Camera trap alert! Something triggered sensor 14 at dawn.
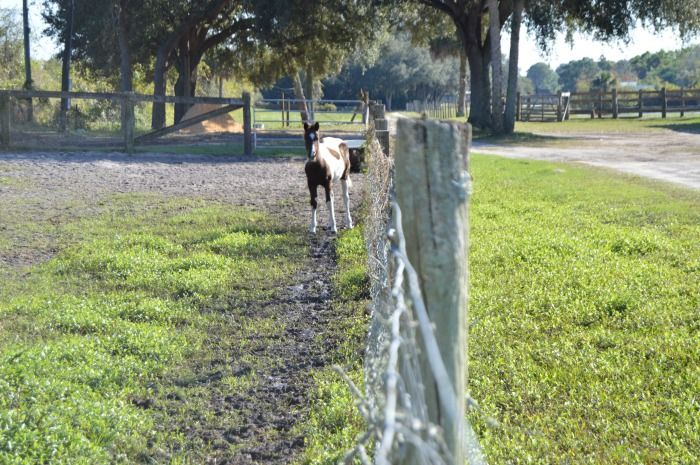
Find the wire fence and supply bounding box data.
[337,120,485,464]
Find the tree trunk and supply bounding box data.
[305,67,315,121]
[117,1,133,92]
[59,0,75,133]
[504,0,523,133]
[488,0,503,134]
[457,49,467,118]
[151,46,169,129]
[173,41,192,124]
[292,72,309,122]
[466,47,490,130]
[22,0,33,122]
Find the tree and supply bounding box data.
[487,0,503,132]
[23,0,33,121]
[58,0,74,132]
[503,0,523,133]
[527,62,558,94]
[556,58,599,92]
[0,8,24,88]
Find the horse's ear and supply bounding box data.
[312,122,319,131]
[303,122,309,130]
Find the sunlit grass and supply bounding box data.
[468,154,700,464]
[0,197,306,463]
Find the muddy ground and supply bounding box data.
[0,150,364,463]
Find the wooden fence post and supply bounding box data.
[662,87,667,118]
[638,89,644,118]
[394,118,470,465]
[680,88,685,118]
[612,88,619,119]
[371,103,389,155]
[516,92,521,121]
[0,93,10,149]
[243,92,253,156]
[556,91,563,122]
[121,92,135,154]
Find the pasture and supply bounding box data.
[1,128,698,464]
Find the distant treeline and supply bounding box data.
[524,45,700,95]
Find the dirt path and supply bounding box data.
[386,113,700,189]
[0,150,363,463]
[472,131,700,190]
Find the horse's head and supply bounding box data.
[303,121,320,161]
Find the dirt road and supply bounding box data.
[473,130,700,190]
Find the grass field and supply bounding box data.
[293,152,699,464]
[0,196,307,463]
[468,154,699,463]
[1,149,698,463]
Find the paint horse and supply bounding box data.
[303,122,353,234]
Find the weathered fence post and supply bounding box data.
[0,93,10,149]
[371,103,390,155]
[121,92,135,154]
[612,88,619,119]
[556,91,563,122]
[394,118,470,465]
[662,87,667,118]
[638,89,644,118]
[516,92,521,121]
[243,92,253,156]
[680,88,685,118]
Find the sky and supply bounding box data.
[4,0,700,74]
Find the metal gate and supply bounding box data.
[252,98,368,151]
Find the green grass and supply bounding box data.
[468,154,700,464]
[0,196,306,463]
[515,114,700,135]
[295,226,370,465]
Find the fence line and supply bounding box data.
[0,89,253,154]
[517,87,700,122]
[341,113,484,464]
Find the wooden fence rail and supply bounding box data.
[0,89,253,154]
[517,87,700,122]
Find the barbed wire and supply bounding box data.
[336,123,486,465]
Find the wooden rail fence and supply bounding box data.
[517,87,700,122]
[0,89,254,154]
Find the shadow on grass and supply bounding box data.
[650,119,700,135]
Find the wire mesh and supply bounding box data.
[338,122,486,465]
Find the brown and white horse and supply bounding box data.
[303,122,353,234]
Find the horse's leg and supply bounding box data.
[309,182,318,234]
[325,181,337,233]
[341,179,353,229]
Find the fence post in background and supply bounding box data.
[243,92,253,156]
[680,88,685,117]
[638,89,644,118]
[612,88,619,119]
[516,92,521,121]
[371,103,389,155]
[556,91,563,122]
[394,118,470,465]
[0,93,10,149]
[661,87,667,118]
[121,92,135,154]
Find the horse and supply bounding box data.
[303,122,353,234]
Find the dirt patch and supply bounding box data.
[472,130,700,190]
[0,150,364,463]
[178,104,243,135]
